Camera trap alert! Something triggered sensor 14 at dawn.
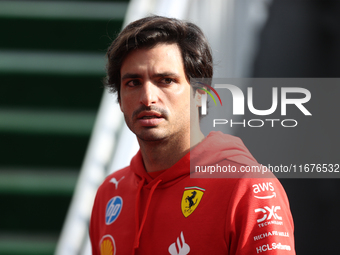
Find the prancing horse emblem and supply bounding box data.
[181,187,205,218]
[186,191,197,209]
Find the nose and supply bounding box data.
[139,81,158,106]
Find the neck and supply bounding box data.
[138,130,204,173]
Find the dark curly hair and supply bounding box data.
[105,15,213,101]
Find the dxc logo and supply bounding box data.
[255,206,282,223]
[200,84,312,116]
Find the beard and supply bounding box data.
[135,127,169,141]
[124,105,171,141]
[123,113,171,142]
[123,104,190,144]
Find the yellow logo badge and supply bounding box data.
[100,235,116,255]
[181,186,205,217]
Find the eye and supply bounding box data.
[160,78,175,85]
[125,79,141,87]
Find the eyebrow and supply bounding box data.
[153,72,180,79]
[121,73,143,80]
[121,72,180,81]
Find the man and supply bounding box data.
[90,16,295,254]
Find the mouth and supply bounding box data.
[137,111,165,126]
[140,115,161,119]
[137,111,163,119]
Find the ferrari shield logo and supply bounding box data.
[181,186,205,217]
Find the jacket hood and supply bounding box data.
[129,148,190,188]
[129,131,257,187]
[190,131,258,167]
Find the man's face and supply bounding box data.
[119,43,194,143]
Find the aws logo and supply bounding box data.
[253,182,276,199]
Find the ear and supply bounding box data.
[195,88,206,107]
[118,99,124,112]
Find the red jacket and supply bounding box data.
[90,131,295,254]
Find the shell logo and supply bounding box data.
[100,235,116,255]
